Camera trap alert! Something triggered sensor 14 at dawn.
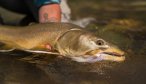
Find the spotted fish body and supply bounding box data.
[0,23,78,50]
[0,23,125,62]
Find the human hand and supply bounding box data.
[39,4,61,23]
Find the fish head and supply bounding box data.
[69,33,125,63]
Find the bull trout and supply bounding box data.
[0,23,125,63]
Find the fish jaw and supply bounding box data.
[88,53,125,63]
[70,46,125,63]
[70,54,125,63]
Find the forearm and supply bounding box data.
[38,4,61,23]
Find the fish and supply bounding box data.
[0,23,125,63]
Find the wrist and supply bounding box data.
[39,4,61,23]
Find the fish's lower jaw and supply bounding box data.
[69,54,125,63]
[70,56,88,62]
[101,55,125,62]
[94,53,125,62]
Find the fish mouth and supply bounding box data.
[71,52,125,63]
[95,51,125,62]
[70,47,125,63]
[102,52,124,57]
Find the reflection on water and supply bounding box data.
[0,53,56,84]
[0,52,122,84]
[0,52,116,84]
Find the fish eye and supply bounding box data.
[96,39,105,46]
